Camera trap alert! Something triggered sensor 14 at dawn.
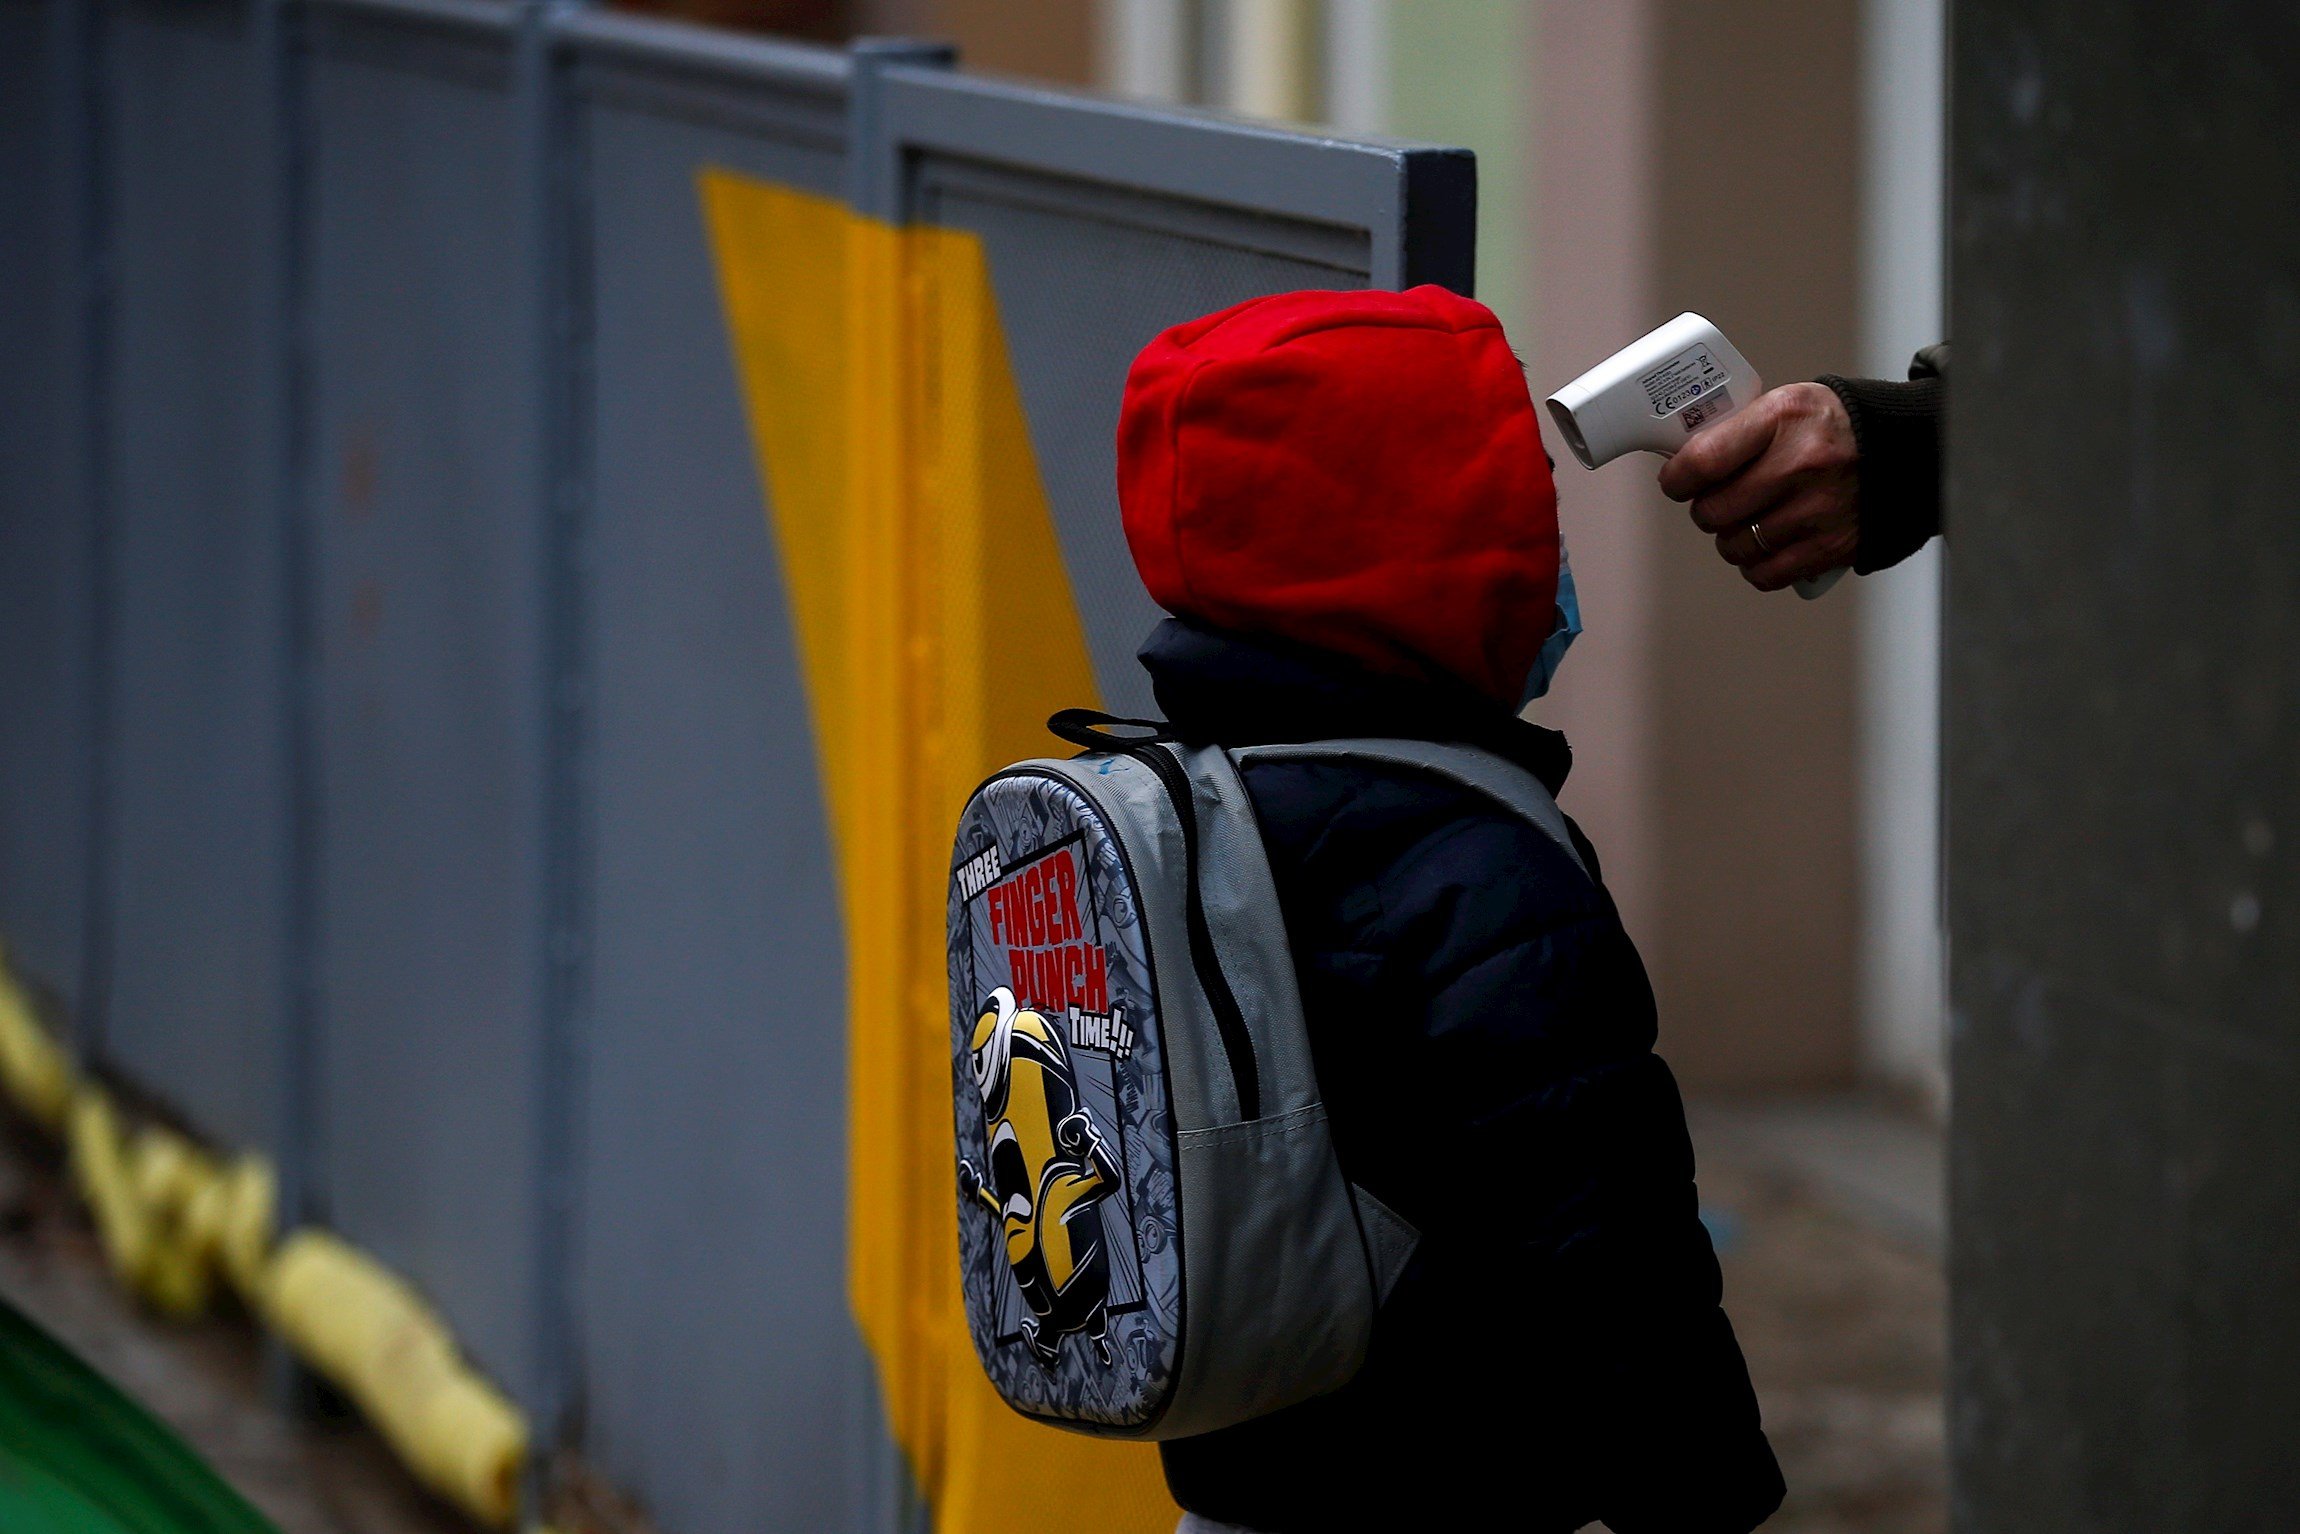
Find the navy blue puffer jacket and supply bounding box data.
[1141,619,1784,1534]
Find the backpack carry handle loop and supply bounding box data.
[1046,708,1174,752]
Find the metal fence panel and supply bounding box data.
[566,20,868,1533]
[8,18,1479,1528]
[0,0,94,1016]
[307,0,541,1397]
[98,0,284,1152]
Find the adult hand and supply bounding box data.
[1656,381,1859,592]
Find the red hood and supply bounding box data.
[1117,284,1559,709]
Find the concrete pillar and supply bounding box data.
[1095,0,1189,102]
[1948,3,2300,1526]
[1216,0,1312,122]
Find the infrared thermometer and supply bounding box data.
[1545,313,1844,599]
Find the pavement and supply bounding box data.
[0,1121,469,1534]
[1692,1097,1945,1259]
[1688,1096,1947,1534]
[0,1096,1943,1534]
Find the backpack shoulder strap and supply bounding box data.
[1227,738,1589,881]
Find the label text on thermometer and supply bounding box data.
[1640,342,1729,415]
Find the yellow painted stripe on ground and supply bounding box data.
[700,169,1178,1534]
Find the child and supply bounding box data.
[1116,286,1785,1533]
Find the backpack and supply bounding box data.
[945,710,1590,1440]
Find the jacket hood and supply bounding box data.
[1117,285,1559,708]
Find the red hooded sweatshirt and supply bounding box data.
[1117,284,1559,709]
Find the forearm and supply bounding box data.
[1815,355,1946,575]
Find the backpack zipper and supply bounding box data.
[1121,743,1263,1122]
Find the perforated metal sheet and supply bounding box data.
[923,173,1364,719]
[576,77,869,1534]
[307,12,541,1398]
[99,0,284,1153]
[0,0,93,1013]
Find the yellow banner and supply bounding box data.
[701,170,1179,1534]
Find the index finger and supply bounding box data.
[1655,397,1780,502]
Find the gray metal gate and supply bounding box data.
[0,4,1473,1529]
[306,0,545,1405]
[102,0,286,1158]
[867,58,1469,715]
[0,0,94,1026]
[566,19,862,1530]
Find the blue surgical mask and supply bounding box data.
[1519,539,1582,705]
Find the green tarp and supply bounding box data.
[0,1295,275,1534]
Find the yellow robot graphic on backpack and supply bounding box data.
[959,986,1120,1369]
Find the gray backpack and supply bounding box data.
[945,711,1588,1439]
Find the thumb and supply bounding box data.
[1656,392,1781,501]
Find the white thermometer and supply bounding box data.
[1545,312,1843,599]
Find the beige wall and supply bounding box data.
[1525,0,1663,951]
[1653,0,1861,1090]
[854,0,1095,84]
[1531,0,1862,1091]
